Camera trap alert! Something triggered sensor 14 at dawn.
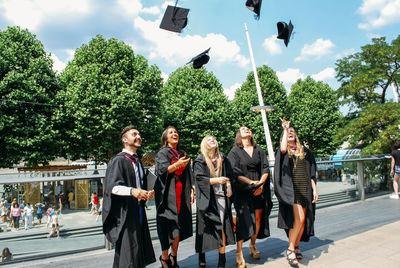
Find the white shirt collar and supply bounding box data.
[122,148,136,156]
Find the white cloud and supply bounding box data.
[335,48,356,59]
[358,0,400,29]
[141,6,161,15]
[50,54,67,74]
[0,0,91,31]
[262,35,282,55]
[276,68,305,93]
[117,0,160,16]
[161,72,169,83]
[133,16,249,68]
[224,83,241,100]
[276,68,305,84]
[311,67,336,81]
[295,38,335,62]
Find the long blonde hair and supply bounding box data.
[200,135,222,177]
[280,127,306,160]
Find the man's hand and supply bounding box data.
[131,188,149,201]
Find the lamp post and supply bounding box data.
[250,105,276,163]
[245,23,275,163]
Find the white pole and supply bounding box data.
[244,23,275,162]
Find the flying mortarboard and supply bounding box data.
[160,4,190,33]
[277,20,294,47]
[187,48,211,69]
[245,0,262,19]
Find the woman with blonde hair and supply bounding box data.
[274,118,318,268]
[194,135,235,268]
[228,126,273,268]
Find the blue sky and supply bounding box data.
[0,0,399,100]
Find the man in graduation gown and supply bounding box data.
[103,126,156,268]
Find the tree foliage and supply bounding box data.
[335,102,400,155]
[56,35,163,163]
[0,26,59,167]
[161,66,235,157]
[288,77,341,156]
[335,35,400,113]
[231,65,288,154]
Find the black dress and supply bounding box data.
[154,147,193,251]
[102,152,156,268]
[193,154,235,253]
[227,145,273,242]
[273,147,317,241]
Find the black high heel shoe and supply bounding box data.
[217,253,225,268]
[285,249,299,268]
[198,252,206,267]
[169,253,180,268]
[294,246,303,260]
[160,256,172,268]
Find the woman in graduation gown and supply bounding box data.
[228,126,273,268]
[194,135,235,268]
[155,126,195,268]
[274,118,318,268]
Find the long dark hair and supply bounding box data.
[160,126,182,152]
[394,140,400,150]
[234,126,256,148]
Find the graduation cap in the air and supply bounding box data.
[277,20,294,47]
[160,4,190,33]
[187,48,211,69]
[245,0,262,19]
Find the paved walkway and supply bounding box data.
[254,220,400,268]
[2,194,399,268]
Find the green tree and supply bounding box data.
[56,35,163,163]
[288,77,341,156]
[335,35,400,113]
[161,66,235,157]
[231,65,288,153]
[0,26,59,167]
[335,102,400,155]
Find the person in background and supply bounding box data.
[35,203,45,225]
[58,192,64,215]
[0,247,13,262]
[96,198,103,222]
[10,203,21,229]
[68,191,74,209]
[93,192,99,214]
[90,193,95,214]
[46,207,54,229]
[48,211,60,239]
[24,203,34,230]
[390,140,400,199]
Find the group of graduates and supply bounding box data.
[102,118,318,268]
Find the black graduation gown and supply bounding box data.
[273,146,317,242]
[227,145,273,242]
[193,154,235,253]
[154,147,193,251]
[102,153,156,268]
